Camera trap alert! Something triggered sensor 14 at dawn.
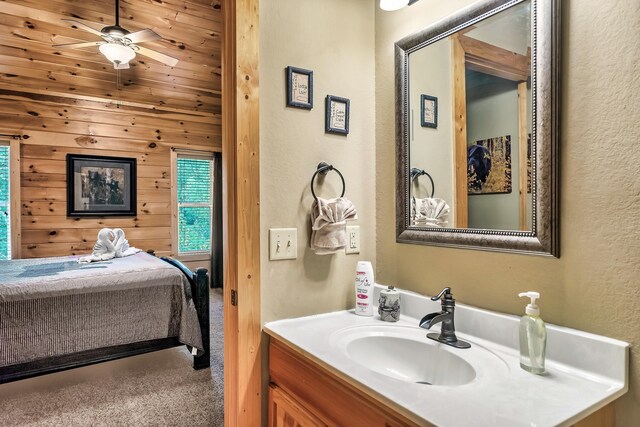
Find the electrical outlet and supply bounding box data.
[345,225,360,254]
[269,228,297,260]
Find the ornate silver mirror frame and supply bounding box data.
[396,0,559,257]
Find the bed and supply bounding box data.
[0,252,210,384]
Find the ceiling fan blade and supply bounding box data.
[135,46,179,67]
[53,41,105,49]
[125,29,162,44]
[61,19,105,38]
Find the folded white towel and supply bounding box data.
[310,197,357,255]
[412,197,450,227]
[113,228,139,258]
[78,228,141,263]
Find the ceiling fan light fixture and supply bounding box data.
[99,43,136,68]
[380,0,410,11]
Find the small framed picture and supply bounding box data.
[66,154,137,217]
[325,95,350,135]
[286,66,313,109]
[420,94,438,128]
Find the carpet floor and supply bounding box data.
[0,288,224,427]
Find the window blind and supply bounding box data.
[177,157,213,254]
[0,145,10,260]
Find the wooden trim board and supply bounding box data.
[8,139,21,258]
[170,149,179,258]
[458,34,530,82]
[223,0,261,426]
[0,136,22,259]
[518,81,528,231]
[222,0,239,424]
[452,35,468,228]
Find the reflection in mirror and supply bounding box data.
[396,0,559,256]
[408,0,531,231]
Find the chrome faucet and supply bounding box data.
[419,287,470,349]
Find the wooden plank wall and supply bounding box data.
[0,0,221,259]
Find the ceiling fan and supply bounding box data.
[53,0,179,70]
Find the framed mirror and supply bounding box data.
[396,0,559,257]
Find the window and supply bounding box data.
[0,143,9,260]
[176,156,214,256]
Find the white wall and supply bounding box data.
[260,0,376,324]
[409,40,455,218]
[466,72,521,230]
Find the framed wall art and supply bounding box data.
[420,94,438,128]
[286,66,313,109]
[66,154,137,217]
[325,95,350,135]
[467,135,512,195]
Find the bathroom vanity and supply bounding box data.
[264,287,628,426]
[269,338,420,426]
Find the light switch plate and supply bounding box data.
[269,228,297,260]
[345,225,360,254]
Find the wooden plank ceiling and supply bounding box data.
[0,0,222,114]
[0,0,222,258]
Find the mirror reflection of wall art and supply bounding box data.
[325,95,350,135]
[467,135,512,195]
[66,154,137,217]
[420,94,438,128]
[286,66,313,110]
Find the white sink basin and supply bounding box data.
[344,334,475,386]
[331,325,504,387]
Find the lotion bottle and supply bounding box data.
[518,291,547,374]
[354,261,374,316]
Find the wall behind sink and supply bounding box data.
[260,0,376,324]
[375,0,640,424]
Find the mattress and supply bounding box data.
[0,252,203,367]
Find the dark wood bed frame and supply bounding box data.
[0,257,210,384]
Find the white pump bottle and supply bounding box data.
[518,291,547,374]
[354,261,374,316]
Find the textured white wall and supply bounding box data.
[375,0,640,424]
[409,40,455,218]
[260,0,376,324]
[466,74,521,230]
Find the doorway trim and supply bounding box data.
[223,1,261,426]
[451,34,530,230]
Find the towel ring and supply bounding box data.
[311,162,346,201]
[410,167,435,198]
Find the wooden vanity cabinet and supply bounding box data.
[269,385,327,427]
[268,338,424,427]
[268,337,614,427]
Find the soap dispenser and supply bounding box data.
[518,291,547,374]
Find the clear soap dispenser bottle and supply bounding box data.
[518,291,547,374]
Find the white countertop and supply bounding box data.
[264,286,629,427]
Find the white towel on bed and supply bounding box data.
[78,228,141,263]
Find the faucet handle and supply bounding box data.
[431,287,452,301]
